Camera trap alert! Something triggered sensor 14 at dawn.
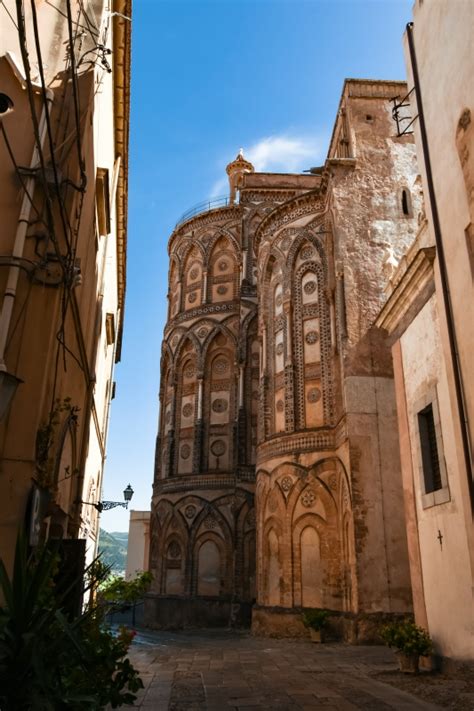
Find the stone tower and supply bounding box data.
[147,80,422,636]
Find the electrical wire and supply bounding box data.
[0,0,18,28]
[66,0,87,191]
[0,122,44,224]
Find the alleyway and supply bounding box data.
[125,629,448,710]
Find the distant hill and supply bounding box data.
[98,529,128,574]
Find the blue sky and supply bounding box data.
[101,0,413,532]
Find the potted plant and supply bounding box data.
[302,608,329,643]
[380,620,432,673]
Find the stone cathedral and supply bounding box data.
[146,79,423,637]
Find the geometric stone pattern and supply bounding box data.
[150,80,421,628]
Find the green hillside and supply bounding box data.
[98,529,128,574]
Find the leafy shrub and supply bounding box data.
[99,571,153,608]
[380,620,432,656]
[0,535,144,710]
[301,608,330,630]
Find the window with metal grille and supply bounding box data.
[418,404,442,493]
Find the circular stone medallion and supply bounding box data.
[189,267,199,280]
[301,489,316,507]
[185,504,196,519]
[305,331,319,345]
[210,439,226,456]
[218,260,229,271]
[184,366,195,378]
[301,246,314,260]
[188,291,197,303]
[180,444,191,459]
[307,387,322,403]
[303,281,317,295]
[168,541,181,558]
[197,327,208,339]
[212,398,228,413]
[217,285,228,295]
[280,476,293,492]
[213,359,228,374]
[182,403,193,417]
[276,399,284,413]
[276,343,284,356]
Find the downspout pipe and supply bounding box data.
[406,23,473,511]
[0,51,54,372]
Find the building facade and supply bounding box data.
[377,1,473,665]
[0,0,131,574]
[148,79,422,636]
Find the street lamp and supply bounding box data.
[79,483,134,514]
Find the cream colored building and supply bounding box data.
[377,1,473,664]
[0,0,131,574]
[126,510,151,580]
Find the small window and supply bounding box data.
[95,168,111,237]
[105,313,115,346]
[401,188,412,216]
[418,404,442,493]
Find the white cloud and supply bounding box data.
[209,133,324,199]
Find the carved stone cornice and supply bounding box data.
[240,189,300,204]
[257,428,337,465]
[376,247,436,338]
[154,469,256,495]
[164,302,239,334]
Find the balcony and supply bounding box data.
[174,195,233,230]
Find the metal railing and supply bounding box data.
[175,195,232,230]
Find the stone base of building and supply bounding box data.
[251,605,411,644]
[144,593,253,629]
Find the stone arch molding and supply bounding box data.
[256,457,354,610]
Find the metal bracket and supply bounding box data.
[390,88,418,136]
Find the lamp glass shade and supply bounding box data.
[0,371,22,421]
[123,484,133,502]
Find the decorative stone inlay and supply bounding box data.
[204,515,218,529]
[185,504,197,519]
[218,260,228,271]
[276,399,284,412]
[213,359,229,374]
[301,247,314,260]
[197,327,208,339]
[168,541,181,558]
[182,403,193,417]
[280,476,293,492]
[188,291,197,303]
[212,398,228,413]
[307,387,322,403]
[216,285,228,295]
[172,335,179,347]
[329,473,337,490]
[184,366,195,378]
[189,267,199,280]
[280,237,291,251]
[301,489,316,507]
[275,294,283,307]
[304,281,317,295]
[181,444,191,459]
[275,343,284,356]
[305,331,319,344]
[210,439,226,456]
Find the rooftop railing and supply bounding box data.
[174,195,232,230]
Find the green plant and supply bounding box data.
[380,620,432,656]
[301,608,330,631]
[0,534,143,710]
[99,571,153,608]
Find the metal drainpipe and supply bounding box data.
[0,52,54,371]
[406,22,473,510]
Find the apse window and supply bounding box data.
[415,392,450,508]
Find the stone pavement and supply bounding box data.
[124,629,441,710]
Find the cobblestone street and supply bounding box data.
[125,630,445,710]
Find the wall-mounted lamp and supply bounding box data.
[79,483,134,514]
